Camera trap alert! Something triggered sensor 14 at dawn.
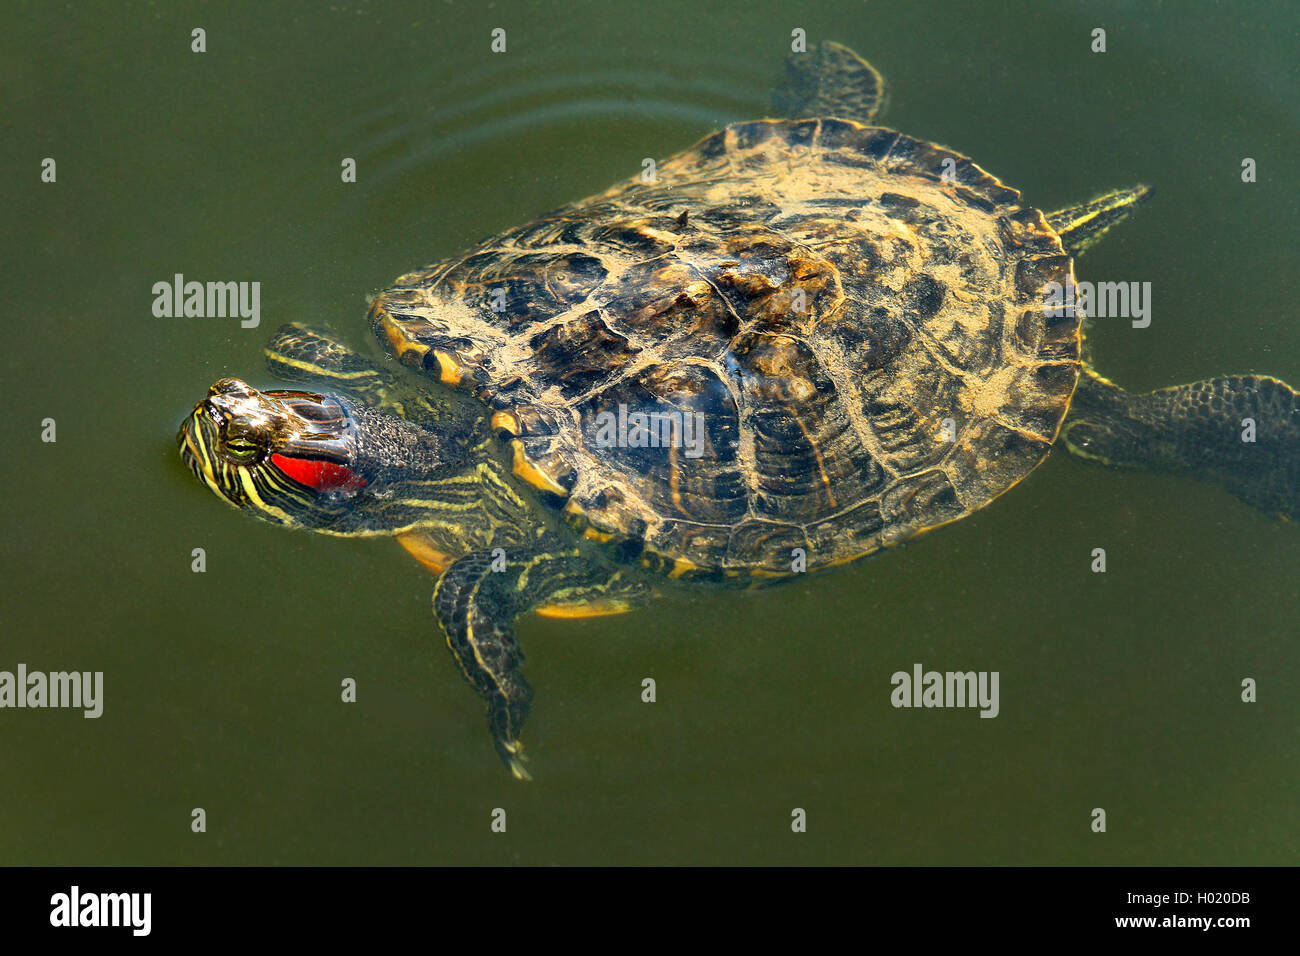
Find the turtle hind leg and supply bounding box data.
[1064,366,1300,519]
[771,41,886,124]
[432,547,648,780]
[1046,185,1153,258]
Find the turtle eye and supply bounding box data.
[223,436,262,463]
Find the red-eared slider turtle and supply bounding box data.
[178,42,1299,778]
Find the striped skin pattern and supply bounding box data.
[178,377,538,550]
[178,381,350,527]
[432,546,647,780]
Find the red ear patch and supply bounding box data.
[271,454,368,492]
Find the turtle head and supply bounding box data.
[178,378,369,529]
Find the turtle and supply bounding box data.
[177,41,1300,779]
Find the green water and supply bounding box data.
[2,0,1297,865]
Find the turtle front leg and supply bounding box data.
[432,547,646,780]
[263,323,452,421]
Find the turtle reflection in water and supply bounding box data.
[178,43,1299,778]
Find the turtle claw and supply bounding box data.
[500,739,533,782]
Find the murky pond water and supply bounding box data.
[2,0,1297,864]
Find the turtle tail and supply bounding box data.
[771,41,886,124]
[1062,366,1300,519]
